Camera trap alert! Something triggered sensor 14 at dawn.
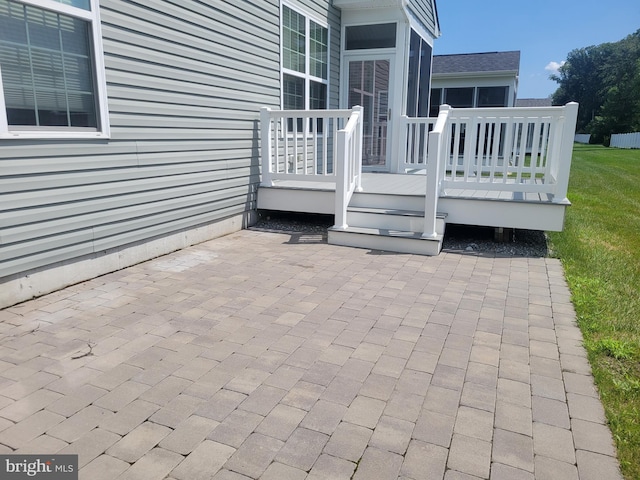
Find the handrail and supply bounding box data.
[423,105,450,238]
[334,106,363,230]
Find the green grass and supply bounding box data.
[547,143,640,479]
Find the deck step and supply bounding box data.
[348,207,446,232]
[328,192,447,256]
[350,191,426,211]
[328,226,444,256]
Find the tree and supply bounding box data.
[551,30,640,144]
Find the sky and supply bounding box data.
[433,0,640,99]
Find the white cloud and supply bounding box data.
[545,61,566,74]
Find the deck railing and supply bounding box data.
[402,103,578,237]
[441,103,578,203]
[400,116,437,171]
[259,107,353,186]
[402,103,579,200]
[260,106,363,228]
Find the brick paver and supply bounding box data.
[0,229,624,479]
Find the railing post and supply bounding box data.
[354,105,364,192]
[552,102,579,203]
[260,107,274,187]
[334,126,349,230]
[398,115,409,172]
[423,105,450,238]
[333,106,363,230]
[438,105,450,196]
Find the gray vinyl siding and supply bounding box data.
[407,0,439,37]
[0,0,340,280]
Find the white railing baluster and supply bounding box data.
[302,114,308,175]
[322,117,328,174]
[451,121,461,179]
[516,121,529,184]
[529,120,542,182]
[480,120,489,181]
[333,116,339,175]
[292,116,299,173]
[413,122,421,166]
[489,120,501,183]
[538,121,549,174]
[421,122,429,168]
[312,117,318,175]
[463,119,474,182]
[512,122,522,178]
[273,119,278,174]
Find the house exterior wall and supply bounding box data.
[333,0,439,39]
[406,0,439,37]
[0,0,341,307]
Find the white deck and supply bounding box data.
[259,105,577,239]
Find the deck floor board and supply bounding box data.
[266,173,554,204]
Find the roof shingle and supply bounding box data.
[432,51,520,75]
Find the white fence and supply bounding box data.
[575,134,591,144]
[610,132,640,149]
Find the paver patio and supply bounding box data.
[0,228,623,479]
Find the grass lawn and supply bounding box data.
[547,143,640,479]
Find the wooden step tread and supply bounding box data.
[348,207,448,218]
[329,225,443,242]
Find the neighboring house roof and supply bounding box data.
[516,98,553,107]
[432,51,521,75]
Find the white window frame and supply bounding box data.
[280,1,329,111]
[0,0,110,139]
